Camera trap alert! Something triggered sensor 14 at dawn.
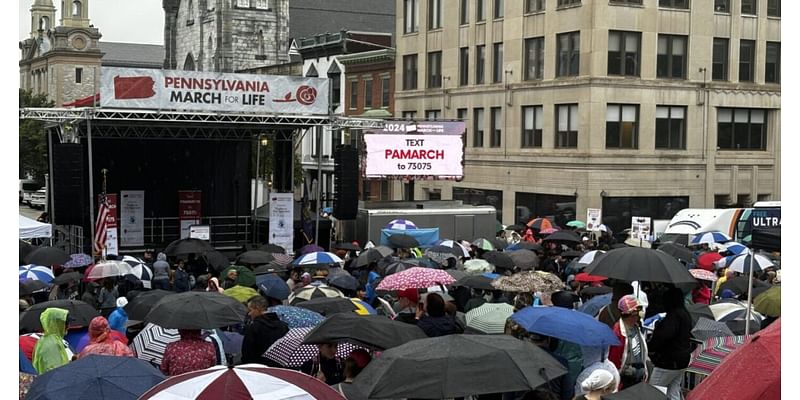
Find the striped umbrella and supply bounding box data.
[131,323,225,367]
[293,252,344,266]
[722,241,748,255]
[375,267,456,290]
[268,305,325,329]
[271,253,295,267]
[123,255,153,288]
[264,327,363,368]
[139,364,345,400]
[19,264,54,283]
[690,232,733,246]
[708,301,764,323]
[726,253,774,274]
[466,302,514,334]
[437,240,471,258]
[471,238,496,251]
[385,219,417,230]
[288,284,346,305]
[689,269,718,282]
[526,217,555,231]
[686,335,748,376]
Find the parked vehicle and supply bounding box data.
[19,179,40,205]
[660,204,780,245]
[30,189,47,210]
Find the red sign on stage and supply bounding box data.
[178,190,202,239]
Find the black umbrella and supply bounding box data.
[201,250,231,272]
[304,313,427,350]
[235,250,274,265]
[295,296,357,316]
[23,246,70,266]
[19,299,98,332]
[583,247,697,284]
[454,275,496,291]
[143,291,248,329]
[124,289,173,321]
[656,242,696,263]
[542,230,582,244]
[602,382,668,400]
[428,245,462,258]
[513,241,544,253]
[163,238,215,257]
[51,271,82,286]
[580,285,613,296]
[483,251,514,269]
[489,238,509,250]
[508,249,539,271]
[356,246,394,268]
[20,240,35,262]
[379,259,418,276]
[332,242,362,251]
[253,262,282,274]
[328,273,358,291]
[506,224,526,232]
[387,234,419,249]
[686,303,715,326]
[257,243,287,254]
[19,279,50,296]
[717,276,770,296]
[561,250,584,258]
[351,334,568,399]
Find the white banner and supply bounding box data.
[587,208,603,232]
[100,67,330,114]
[269,192,294,254]
[190,225,210,241]
[364,134,464,178]
[105,228,118,257]
[631,216,652,241]
[120,190,145,246]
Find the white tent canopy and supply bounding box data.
[19,215,52,239]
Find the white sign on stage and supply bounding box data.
[120,190,145,246]
[269,192,294,254]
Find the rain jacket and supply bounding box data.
[417,315,463,337]
[241,312,289,366]
[153,253,170,281]
[108,307,128,333]
[32,308,70,374]
[78,316,133,359]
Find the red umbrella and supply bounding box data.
[697,252,722,271]
[526,217,555,231]
[687,318,780,400]
[575,272,607,283]
[688,269,718,282]
[376,267,455,290]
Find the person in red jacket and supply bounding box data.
[608,295,649,390]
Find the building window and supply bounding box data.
[72,0,82,16]
[381,77,391,107]
[557,31,580,77]
[454,187,504,222]
[477,0,486,21]
[524,37,544,80]
[476,45,486,84]
[427,51,442,88]
[428,0,442,29]
[490,107,502,147]
[606,104,639,149]
[717,108,767,150]
[364,79,373,109]
[557,0,581,6]
[459,47,470,86]
[714,0,729,12]
[522,105,543,148]
[741,0,756,15]
[404,0,419,33]
[655,105,686,150]
[349,80,358,110]
[255,0,269,9]
[602,196,689,235]
[473,108,485,147]
[765,42,780,83]
[492,43,504,83]
[738,39,755,82]
[402,111,417,119]
[328,64,341,109]
[458,108,469,138]
[75,67,82,84]
[556,104,578,148]
[426,109,441,120]
[712,38,729,81]
[237,0,249,7]
[39,16,50,30]
[403,54,418,90]
[494,0,504,18]
[611,0,642,5]
[659,0,687,8]
[526,0,545,13]
[515,192,577,227]
[767,0,780,17]
[657,35,687,79]
[460,0,469,24]
[608,31,640,77]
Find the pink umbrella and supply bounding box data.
[689,269,718,282]
[539,227,560,235]
[376,267,456,290]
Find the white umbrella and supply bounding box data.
[577,250,605,265]
[726,253,774,274]
[465,303,514,334]
[123,255,153,288]
[86,260,134,280]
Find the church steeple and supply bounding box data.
[61,0,90,28]
[30,0,56,38]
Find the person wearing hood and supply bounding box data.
[78,316,134,359]
[152,252,171,291]
[416,293,463,337]
[241,295,289,366]
[107,297,129,336]
[207,276,224,294]
[32,307,70,374]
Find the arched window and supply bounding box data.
[39,16,50,31]
[187,0,195,19]
[258,30,265,55]
[72,1,82,16]
[207,36,214,67]
[184,53,196,71]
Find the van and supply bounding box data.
[19,179,41,205]
[661,206,781,245]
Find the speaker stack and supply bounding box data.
[333,145,359,220]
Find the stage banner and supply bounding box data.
[100,67,330,115]
[179,190,202,239]
[269,192,294,255]
[364,134,464,179]
[120,190,145,246]
[105,194,119,256]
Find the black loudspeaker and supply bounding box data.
[51,140,88,228]
[333,145,359,220]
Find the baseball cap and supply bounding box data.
[617,294,641,315]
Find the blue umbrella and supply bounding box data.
[26,354,164,400]
[511,306,620,347]
[690,231,732,246]
[577,293,612,317]
[723,241,748,255]
[328,273,358,291]
[293,251,343,266]
[19,265,55,283]
[267,305,325,329]
[20,349,36,374]
[256,274,291,300]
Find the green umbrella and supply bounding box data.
[221,265,257,288]
[753,286,780,317]
[223,285,260,303]
[566,220,586,229]
[471,238,496,251]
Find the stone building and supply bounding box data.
[393,0,780,232]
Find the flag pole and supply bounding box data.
[101,169,108,259]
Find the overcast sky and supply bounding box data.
[18,0,164,44]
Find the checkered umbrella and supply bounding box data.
[376,267,456,290]
[131,323,225,367]
[268,305,325,329]
[466,303,515,334]
[385,219,417,230]
[264,327,363,368]
[19,264,54,283]
[288,284,346,305]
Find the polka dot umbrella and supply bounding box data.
[375,267,456,291]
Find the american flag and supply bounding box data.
[94,193,110,256]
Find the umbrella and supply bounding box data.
[721,241,748,255]
[220,265,257,288]
[288,283,346,305]
[687,303,716,326]
[387,234,419,249]
[19,264,55,283]
[268,305,325,329]
[690,231,732,246]
[511,306,620,347]
[696,252,722,271]
[385,219,417,230]
[271,253,295,267]
[224,285,260,303]
[19,279,50,296]
[264,327,363,368]
[356,246,393,267]
[138,364,345,400]
[580,285,613,296]
[716,275,769,297]
[753,286,780,317]
[293,251,344,267]
[296,297,357,316]
[708,301,763,323]
[163,237,215,256]
[577,292,612,317]
[85,260,134,280]
[258,243,287,254]
[489,237,509,250]
[129,323,226,368]
[483,251,514,269]
[64,253,93,268]
[463,259,495,276]
[201,250,232,272]
[51,271,82,286]
[507,241,543,253]
[543,230,582,243]
[575,272,607,283]
[687,319,780,400]
[351,334,568,399]
[471,238,496,251]
[492,271,564,293]
[508,249,539,270]
[686,334,749,376]
[124,289,172,320]
[122,255,153,285]
[19,300,98,332]
[435,240,469,258]
[691,317,735,341]
[526,217,555,231]
[24,246,70,266]
[20,240,35,262]
[726,253,775,274]
[144,291,248,329]
[256,273,291,300]
[299,244,324,255]
[376,267,455,290]
[253,262,281,274]
[454,275,496,291]
[350,298,377,315]
[583,247,696,284]
[303,313,427,350]
[379,259,417,276]
[444,269,467,281]
[425,246,458,265]
[539,227,560,235]
[656,242,695,263]
[235,250,275,265]
[26,354,165,400]
[465,302,515,334]
[566,220,586,229]
[328,273,358,292]
[689,269,718,282]
[602,382,668,400]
